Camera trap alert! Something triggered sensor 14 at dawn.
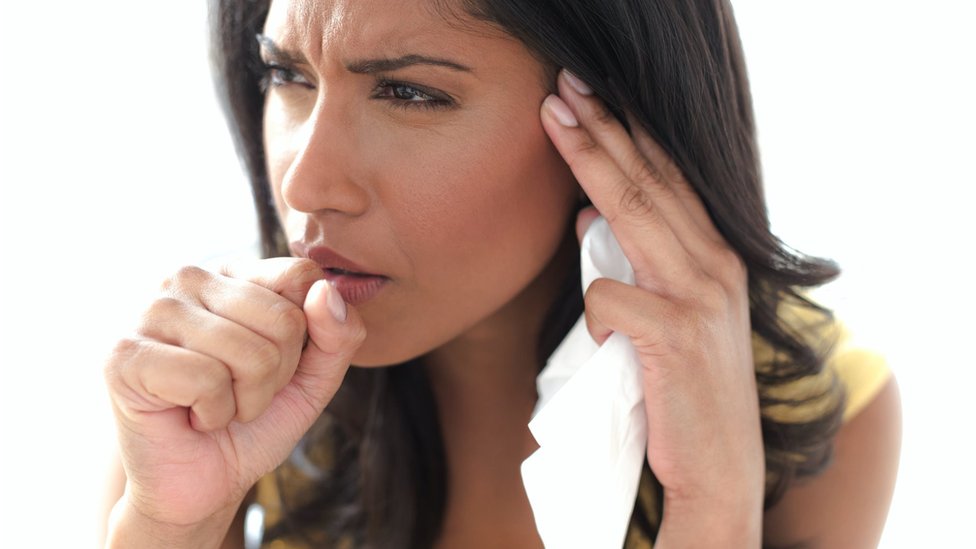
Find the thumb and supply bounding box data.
[284,279,366,418]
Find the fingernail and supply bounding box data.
[562,69,593,96]
[325,280,347,322]
[543,95,578,127]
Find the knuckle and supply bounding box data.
[139,297,186,331]
[662,159,685,184]
[583,277,613,306]
[270,301,307,343]
[283,258,324,291]
[198,359,232,398]
[150,296,184,315]
[168,265,210,289]
[244,339,282,381]
[708,247,748,288]
[104,338,144,382]
[630,157,660,188]
[109,337,143,362]
[619,184,654,218]
[571,134,601,158]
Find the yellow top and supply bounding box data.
[622,301,892,548]
[255,301,892,549]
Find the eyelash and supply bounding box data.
[259,63,309,90]
[259,63,455,111]
[373,77,454,111]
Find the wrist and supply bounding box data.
[105,493,240,549]
[654,493,763,549]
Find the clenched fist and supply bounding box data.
[104,258,365,543]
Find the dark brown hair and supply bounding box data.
[210,0,845,546]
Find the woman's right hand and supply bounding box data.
[103,258,365,540]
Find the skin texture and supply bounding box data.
[544,76,764,546]
[104,260,367,546]
[261,0,581,369]
[102,0,901,547]
[763,378,902,549]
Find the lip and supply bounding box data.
[321,271,390,306]
[290,243,391,306]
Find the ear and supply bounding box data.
[575,205,601,245]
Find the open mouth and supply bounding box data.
[322,268,390,305]
[325,267,376,278]
[290,243,391,304]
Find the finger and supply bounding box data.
[624,111,725,246]
[110,338,237,432]
[581,282,614,346]
[218,258,325,307]
[192,276,306,392]
[575,205,601,244]
[294,280,365,407]
[583,277,687,359]
[161,265,308,399]
[620,117,750,290]
[256,280,366,435]
[138,297,288,423]
[555,70,718,263]
[541,94,701,292]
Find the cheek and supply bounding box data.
[263,107,294,227]
[261,96,577,366]
[389,109,577,300]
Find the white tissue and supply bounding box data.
[521,216,647,548]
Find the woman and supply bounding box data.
[102,0,901,547]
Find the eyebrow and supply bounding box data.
[256,34,473,74]
[256,34,308,66]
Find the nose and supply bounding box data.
[279,99,370,216]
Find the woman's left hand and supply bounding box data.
[540,69,764,543]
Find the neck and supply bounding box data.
[422,228,575,490]
[423,229,576,432]
[422,231,575,547]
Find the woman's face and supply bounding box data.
[262,0,579,366]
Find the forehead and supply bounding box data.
[263,0,504,60]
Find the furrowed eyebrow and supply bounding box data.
[255,33,473,74]
[345,55,473,74]
[256,34,308,66]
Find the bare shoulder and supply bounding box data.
[763,375,902,548]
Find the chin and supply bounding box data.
[348,338,425,368]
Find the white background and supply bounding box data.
[1,1,972,546]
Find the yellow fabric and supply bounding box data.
[756,298,891,425]
[622,299,892,547]
[832,344,892,423]
[256,299,891,548]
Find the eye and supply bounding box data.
[259,62,313,92]
[372,78,455,111]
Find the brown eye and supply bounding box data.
[260,63,313,91]
[372,79,455,111]
[387,83,431,102]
